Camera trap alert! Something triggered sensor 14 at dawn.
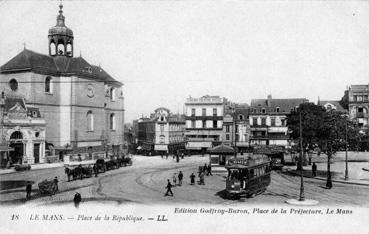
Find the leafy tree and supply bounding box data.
[287,103,325,168]
[288,103,361,188]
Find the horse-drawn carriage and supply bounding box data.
[38,179,57,195]
[64,165,93,181]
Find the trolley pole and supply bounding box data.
[299,109,305,201]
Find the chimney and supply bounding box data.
[267,94,272,107]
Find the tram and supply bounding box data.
[225,154,271,199]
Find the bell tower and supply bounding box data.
[48,3,74,57]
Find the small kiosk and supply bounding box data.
[208,144,235,167]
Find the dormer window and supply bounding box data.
[238,115,244,120]
[276,107,280,113]
[261,108,266,114]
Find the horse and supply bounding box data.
[65,167,75,182]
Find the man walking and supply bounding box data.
[165,179,173,196]
[190,173,196,185]
[178,171,183,186]
[312,162,317,177]
[207,164,212,176]
[199,171,205,185]
[26,181,32,200]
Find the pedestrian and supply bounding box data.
[173,173,177,185]
[93,164,98,177]
[178,171,183,186]
[199,171,205,185]
[203,163,208,175]
[181,152,184,159]
[176,154,179,163]
[190,173,196,185]
[161,153,164,159]
[78,154,82,162]
[312,162,317,177]
[26,181,32,200]
[73,192,82,208]
[207,164,212,176]
[165,179,173,196]
[54,176,59,191]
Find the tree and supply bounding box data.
[288,103,360,188]
[287,103,325,168]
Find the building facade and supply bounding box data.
[137,108,186,155]
[249,95,308,147]
[222,103,250,152]
[347,84,369,133]
[0,91,46,166]
[185,95,225,153]
[0,3,124,161]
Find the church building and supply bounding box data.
[0,3,125,164]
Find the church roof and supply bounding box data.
[0,49,122,86]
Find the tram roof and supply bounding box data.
[226,154,270,168]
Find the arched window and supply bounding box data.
[87,111,94,131]
[276,107,280,113]
[110,113,116,130]
[50,42,56,55]
[66,43,73,56]
[57,44,65,55]
[10,131,23,139]
[110,87,115,101]
[45,76,53,93]
[9,79,18,91]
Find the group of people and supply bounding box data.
[160,152,185,162]
[165,163,213,196]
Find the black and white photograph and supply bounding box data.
[0,0,369,233]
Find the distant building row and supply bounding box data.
[134,83,369,155]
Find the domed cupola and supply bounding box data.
[48,3,74,57]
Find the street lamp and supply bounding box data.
[344,118,349,180]
[299,109,305,201]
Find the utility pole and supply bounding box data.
[299,109,305,201]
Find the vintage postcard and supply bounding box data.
[0,0,369,233]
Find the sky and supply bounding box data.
[0,0,368,122]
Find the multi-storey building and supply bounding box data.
[249,95,308,147]
[347,84,369,133]
[222,103,250,153]
[0,91,46,166]
[185,95,225,153]
[137,108,186,155]
[0,3,124,161]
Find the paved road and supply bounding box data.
[1,156,369,206]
